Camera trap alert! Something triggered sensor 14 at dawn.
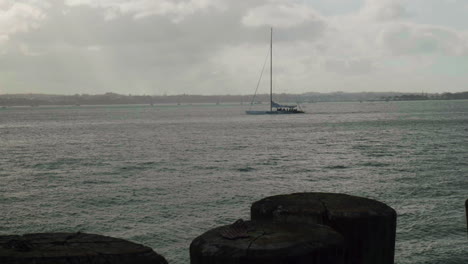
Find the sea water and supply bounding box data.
[0,101,467,263]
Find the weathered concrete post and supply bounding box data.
[465,198,468,235]
[190,219,345,264]
[251,193,396,264]
[0,232,167,264]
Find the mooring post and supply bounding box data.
[0,233,167,264]
[190,219,345,264]
[465,198,468,235]
[251,193,397,264]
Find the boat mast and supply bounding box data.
[270,27,273,112]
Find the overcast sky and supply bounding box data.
[1,0,467,95]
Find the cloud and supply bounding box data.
[242,1,323,28]
[0,0,45,45]
[360,0,409,22]
[378,23,468,56]
[241,1,327,44]
[1,0,468,95]
[320,0,468,73]
[323,58,374,75]
[64,0,227,22]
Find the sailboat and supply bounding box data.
[246,28,304,115]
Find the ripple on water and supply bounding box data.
[1,102,467,264]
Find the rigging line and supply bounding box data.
[249,47,270,110]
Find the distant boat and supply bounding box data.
[246,28,304,115]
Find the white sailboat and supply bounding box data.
[246,28,304,115]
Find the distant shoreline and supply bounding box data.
[1,91,467,107]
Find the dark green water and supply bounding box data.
[1,100,467,263]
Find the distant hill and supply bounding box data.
[0,91,467,106]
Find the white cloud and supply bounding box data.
[64,0,227,22]
[360,0,409,22]
[0,0,45,44]
[316,0,468,77]
[378,23,468,56]
[242,1,323,28]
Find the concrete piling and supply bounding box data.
[251,193,397,264]
[190,219,345,264]
[465,198,468,234]
[3,193,398,263]
[0,232,167,264]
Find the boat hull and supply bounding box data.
[246,110,305,115]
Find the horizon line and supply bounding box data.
[2,91,467,97]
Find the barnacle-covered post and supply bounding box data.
[190,219,345,264]
[465,198,468,235]
[0,232,168,264]
[251,193,397,264]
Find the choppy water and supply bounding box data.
[1,101,467,263]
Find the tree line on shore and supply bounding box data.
[0,91,467,107]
